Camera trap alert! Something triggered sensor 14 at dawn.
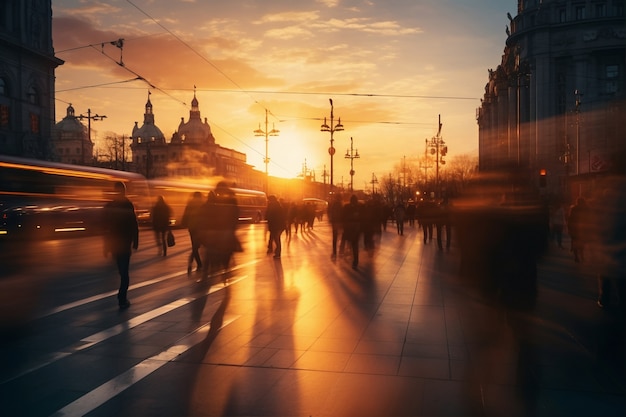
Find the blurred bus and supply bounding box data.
[0,155,151,240]
[302,197,328,221]
[147,179,267,226]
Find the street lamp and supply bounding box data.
[254,109,279,194]
[370,172,378,195]
[78,108,106,165]
[425,114,447,199]
[344,136,360,192]
[574,89,583,177]
[320,98,344,193]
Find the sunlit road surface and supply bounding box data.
[0,220,624,416]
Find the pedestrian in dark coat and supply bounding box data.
[103,181,138,309]
[265,195,286,258]
[435,197,452,251]
[342,195,363,269]
[151,195,171,256]
[568,197,591,262]
[181,191,204,274]
[328,193,343,259]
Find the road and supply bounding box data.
[0,220,624,416]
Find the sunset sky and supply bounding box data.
[52,0,514,189]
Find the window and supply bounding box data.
[595,3,606,17]
[0,104,9,128]
[30,113,39,133]
[605,64,619,94]
[558,8,567,22]
[27,86,39,105]
[0,78,6,96]
[575,5,586,20]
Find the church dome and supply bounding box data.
[175,91,215,145]
[131,93,166,145]
[54,104,86,135]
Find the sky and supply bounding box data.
[52,0,515,189]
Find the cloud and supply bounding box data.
[53,16,284,90]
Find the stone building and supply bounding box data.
[51,104,92,165]
[0,0,63,159]
[476,0,625,200]
[131,91,263,190]
[130,94,168,178]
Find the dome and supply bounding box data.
[54,104,86,135]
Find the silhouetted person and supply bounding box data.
[200,185,239,278]
[328,193,343,260]
[151,195,171,256]
[568,197,590,262]
[394,201,406,235]
[418,199,436,243]
[435,197,452,251]
[549,201,566,249]
[181,191,204,274]
[103,181,138,309]
[265,195,286,258]
[589,177,626,311]
[342,195,363,269]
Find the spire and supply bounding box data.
[145,90,153,114]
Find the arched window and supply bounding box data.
[27,85,39,105]
[0,78,7,96]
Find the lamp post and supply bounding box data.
[425,114,447,199]
[344,136,360,192]
[254,109,279,194]
[78,108,106,165]
[574,89,582,177]
[320,98,344,194]
[370,172,378,195]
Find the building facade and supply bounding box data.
[130,91,264,190]
[0,0,63,159]
[477,0,625,200]
[51,104,93,165]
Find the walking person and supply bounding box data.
[103,181,139,309]
[418,199,436,244]
[265,195,286,258]
[436,197,452,251]
[181,191,204,275]
[151,195,171,256]
[342,195,363,269]
[328,193,343,260]
[394,201,406,235]
[568,197,591,262]
[549,202,566,249]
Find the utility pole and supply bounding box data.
[78,108,107,165]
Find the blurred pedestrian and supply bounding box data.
[265,195,286,258]
[181,191,204,275]
[589,177,626,311]
[213,182,240,271]
[342,195,363,269]
[568,197,591,262]
[549,201,566,249]
[418,199,436,243]
[328,193,343,260]
[103,181,139,309]
[394,201,406,235]
[436,197,452,251]
[151,195,171,256]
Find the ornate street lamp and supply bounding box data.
[320,98,344,193]
[344,136,360,192]
[425,114,447,199]
[254,109,279,194]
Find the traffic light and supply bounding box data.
[539,169,547,187]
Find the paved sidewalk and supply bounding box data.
[98,225,625,416]
[1,223,623,416]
